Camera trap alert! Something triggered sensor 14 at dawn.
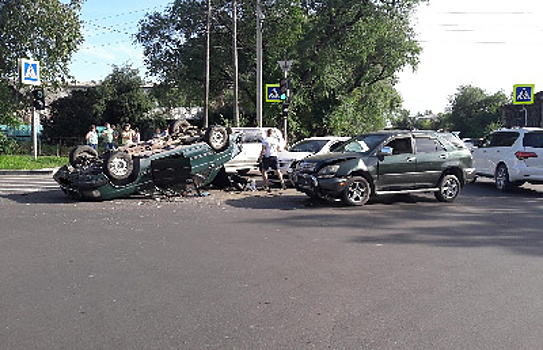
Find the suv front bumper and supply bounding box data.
[293,173,347,198]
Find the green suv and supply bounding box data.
[292,130,475,206]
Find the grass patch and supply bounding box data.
[0,155,68,170]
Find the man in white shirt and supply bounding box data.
[258,128,286,191]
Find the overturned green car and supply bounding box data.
[54,123,242,200]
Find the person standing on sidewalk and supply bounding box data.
[258,128,286,191]
[121,124,135,146]
[85,125,98,150]
[101,123,115,151]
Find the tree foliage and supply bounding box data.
[136,0,426,137]
[43,66,157,141]
[444,85,509,138]
[0,0,84,124]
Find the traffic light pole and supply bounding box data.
[32,108,38,160]
[282,71,289,144]
[277,60,293,144]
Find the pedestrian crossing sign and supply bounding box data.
[19,58,40,86]
[266,83,282,103]
[513,84,534,105]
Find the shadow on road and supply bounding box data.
[0,189,74,204]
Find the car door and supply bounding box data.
[376,136,416,190]
[474,132,518,176]
[414,135,447,187]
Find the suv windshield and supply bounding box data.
[334,134,388,155]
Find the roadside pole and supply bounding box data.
[256,0,263,127]
[33,109,38,160]
[277,60,293,144]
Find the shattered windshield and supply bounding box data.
[334,134,388,155]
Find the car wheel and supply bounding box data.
[495,164,511,191]
[341,176,371,206]
[69,145,98,167]
[204,126,229,151]
[104,151,134,181]
[435,174,460,202]
[169,119,191,137]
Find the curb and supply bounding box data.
[0,168,58,176]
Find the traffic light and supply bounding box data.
[279,78,289,101]
[32,88,45,110]
[282,102,289,117]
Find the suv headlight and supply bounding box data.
[317,164,340,178]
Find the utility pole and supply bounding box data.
[204,0,211,128]
[232,0,239,126]
[256,0,263,127]
[278,60,293,144]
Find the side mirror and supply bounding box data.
[377,146,393,157]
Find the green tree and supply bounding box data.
[98,65,155,129]
[0,0,84,123]
[136,0,425,136]
[43,65,157,141]
[41,88,102,143]
[445,85,509,138]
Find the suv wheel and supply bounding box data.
[204,126,229,151]
[341,176,371,206]
[69,145,98,167]
[495,164,511,191]
[104,151,134,180]
[435,174,460,202]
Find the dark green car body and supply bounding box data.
[292,130,475,206]
[54,127,242,201]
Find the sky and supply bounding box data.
[69,0,543,115]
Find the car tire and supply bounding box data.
[69,145,98,167]
[495,164,511,192]
[169,119,191,137]
[104,151,134,181]
[204,125,229,151]
[341,176,371,206]
[435,174,460,202]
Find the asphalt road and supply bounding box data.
[2,177,543,349]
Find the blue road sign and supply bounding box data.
[20,59,40,86]
[266,84,282,103]
[513,84,534,104]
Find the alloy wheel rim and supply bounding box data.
[110,158,128,176]
[442,178,459,199]
[348,181,367,203]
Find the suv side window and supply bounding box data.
[386,137,413,155]
[486,132,519,147]
[242,130,264,143]
[415,137,445,153]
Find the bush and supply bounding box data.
[0,132,21,155]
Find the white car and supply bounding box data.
[224,127,284,174]
[277,136,349,175]
[472,127,543,190]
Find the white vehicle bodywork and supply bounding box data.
[472,127,543,189]
[277,136,349,175]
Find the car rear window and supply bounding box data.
[523,132,543,148]
[239,130,263,143]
